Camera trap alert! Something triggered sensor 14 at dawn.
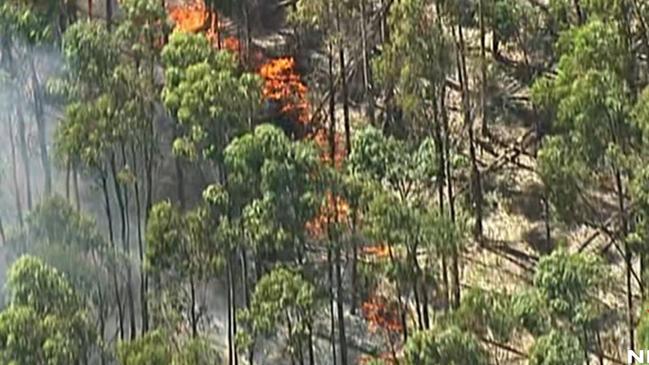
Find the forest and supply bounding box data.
[1,0,649,363]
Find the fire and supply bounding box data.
[362,244,391,259]
[259,57,310,127]
[362,295,403,333]
[306,193,350,238]
[168,1,209,33]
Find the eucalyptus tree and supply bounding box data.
[0,256,98,364]
[56,19,134,340]
[0,3,51,210]
[533,248,609,361]
[529,330,583,365]
[238,267,317,365]
[436,0,486,242]
[162,32,261,174]
[146,200,224,338]
[113,0,171,336]
[403,325,489,365]
[533,19,636,349]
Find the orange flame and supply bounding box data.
[168,1,209,33]
[362,295,403,334]
[306,193,350,238]
[362,244,391,259]
[259,57,310,127]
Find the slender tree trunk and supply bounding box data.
[307,322,315,365]
[335,242,348,365]
[441,80,460,307]
[88,0,92,19]
[29,58,52,198]
[616,170,634,354]
[131,143,148,333]
[106,0,113,30]
[350,210,358,315]
[327,245,338,365]
[228,256,238,365]
[0,216,5,245]
[7,116,24,228]
[360,0,375,125]
[479,0,488,136]
[190,272,198,338]
[73,164,81,211]
[110,151,136,339]
[227,258,234,365]
[573,0,584,24]
[16,107,32,210]
[175,154,185,210]
[457,21,483,243]
[101,172,124,340]
[65,159,71,201]
[240,247,253,365]
[336,12,351,156]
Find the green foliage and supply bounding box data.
[0,256,97,364]
[510,289,550,337]
[117,330,171,365]
[537,136,588,223]
[529,330,582,365]
[373,0,451,138]
[238,267,316,362]
[454,288,515,342]
[403,326,489,365]
[534,248,607,327]
[62,21,118,97]
[161,32,261,162]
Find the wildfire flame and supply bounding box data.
[168,1,209,33]
[362,244,391,259]
[362,295,403,333]
[259,57,310,127]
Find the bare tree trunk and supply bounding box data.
[110,151,137,339]
[616,170,634,354]
[360,0,375,125]
[131,143,148,334]
[189,272,198,338]
[479,0,488,136]
[73,164,81,211]
[327,246,337,365]
[101,172,124,340]
[30,59,52,198]
[335,242,348,365]
[7,115,24,228]
[16,107,32,210]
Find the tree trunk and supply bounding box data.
[335,242,348,365]
[110,151,136,339]
[479,0,488,136]
[106,0,113,30]
[228,256,238,365]
[7,115,24,228]
[131,143,148,333]
[336,9,351,156]
[360,0,375,125]
[616,169,634,353]
[328,245,338,365]
[30,58,52,198]
[190,272,198,338]
[16,107,32,210]
[175,154,185,210]
[240,247,253,365]
[457,21,483,243]
[73,164,81,211]
[65,159,71,201]
[101,172,124,340]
